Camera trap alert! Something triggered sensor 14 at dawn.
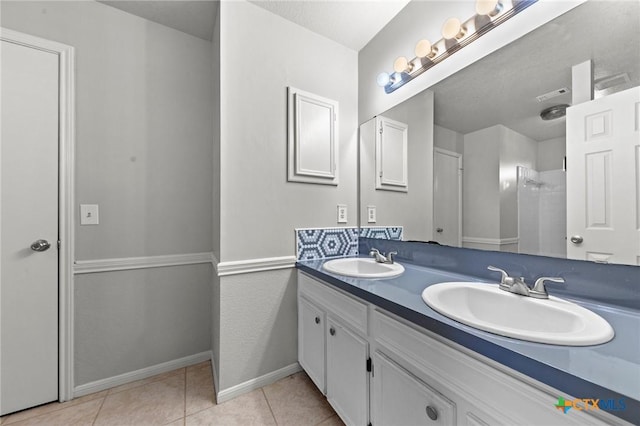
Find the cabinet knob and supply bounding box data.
[315,316,320,324]
[329,327,336,336]
[426,405,438,421]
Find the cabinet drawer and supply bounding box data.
[298,272,367,335]
[372,350,456,426]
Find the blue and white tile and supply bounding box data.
[296,228,358,261]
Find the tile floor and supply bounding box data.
[0,362,344,426]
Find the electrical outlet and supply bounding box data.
[80,204,99,225]
[337,204,348,223]
[367,205,376,223]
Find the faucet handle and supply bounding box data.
[387,251,397,264]
[487,266,510,287]
[531,277,565,298]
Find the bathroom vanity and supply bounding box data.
[296,246,639,426]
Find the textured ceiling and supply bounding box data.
[248,0,411,51]
[98,1,218,41]
[429,0,640,141]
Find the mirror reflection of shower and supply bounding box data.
[517,165,567,258]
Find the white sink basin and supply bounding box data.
[422,282,614,346]
[322,258,404,278]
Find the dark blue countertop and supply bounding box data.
[297,257,640,424]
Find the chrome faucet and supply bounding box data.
[487,266,564,299]
[369,248,397,264]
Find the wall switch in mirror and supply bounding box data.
[80,204,99,225]
[337,204,347,223]
[367,206,376,223]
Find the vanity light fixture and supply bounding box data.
[377,0,538,93]
[415,39,438,59]
[442,17,466,40]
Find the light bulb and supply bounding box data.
[442,17,466,40]
[475,0,502,16]
[376,72,390,87]
[393,56,410,73]
[415,39,437,58]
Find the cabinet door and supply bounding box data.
[371,351,456,426]
[298,297,326,393]
[326,318,369,426]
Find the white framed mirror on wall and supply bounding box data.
[359,0,640,266]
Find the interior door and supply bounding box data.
[566,87,640,265]
[433,148,462,246]
[1,39,59,415]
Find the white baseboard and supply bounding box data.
[73,351,212,398]
[216,362,302,404]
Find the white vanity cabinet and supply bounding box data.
[298,272,370,426]
[297,271,625,426]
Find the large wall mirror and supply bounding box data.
[359,1,640,266]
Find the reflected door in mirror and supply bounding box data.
[433,148,462,247]
[566,87,640,265]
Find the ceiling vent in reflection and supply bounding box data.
[540,104,569,121]
[536,87,570,103]
[595,73,631,92]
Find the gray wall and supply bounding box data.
[434,125,464,155]
[463,125,537,250]
[463,126,501,241]
[499,126,537,240]
[360,90,434,241]
[219,1,358,262]
[538,136,566,171]
[1,1,213,386]
[215,0,358,392]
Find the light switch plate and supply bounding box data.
[337,204,348,223]
[80,204,99,225]
[367,205,376,223]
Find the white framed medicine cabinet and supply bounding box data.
[287,87,339,185]
[375,116,408,192]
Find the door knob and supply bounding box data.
[30,239,51,252]
[570,235,583,244]
[436,228,443,233]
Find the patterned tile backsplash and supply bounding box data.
[296,226,403,260]
[359,226,403,240]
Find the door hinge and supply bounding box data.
[57,240,61,249]
[366,357,372,373]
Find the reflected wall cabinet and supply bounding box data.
[287,87,339,185]
[375,116,408,192]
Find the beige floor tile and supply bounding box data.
[185,361,216,415]
[5,398,103,426]
[94,373,185,426]
[165,418,185,426]
[262,372,335,426]
[107,367,185,395]
[1,390,108,425]
[185,389,275,426]
[315,414,345,426]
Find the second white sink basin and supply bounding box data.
[322,258,404,278]
[422,282,614,346]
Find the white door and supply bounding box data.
[326,318,368,426]
[566,87,640,265]
[433,148,462,246]
[1,39,59,415]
